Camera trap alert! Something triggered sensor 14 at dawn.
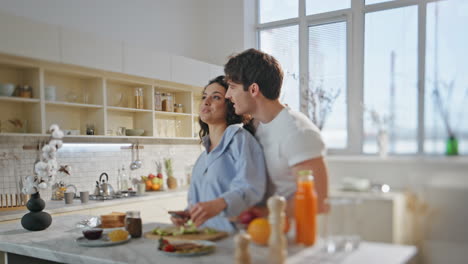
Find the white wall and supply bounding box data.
[0,0,247,65]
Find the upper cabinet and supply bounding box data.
[123,44,171,81]
[0,12,60,62]
[171,56,211,87]
[60,29,123,73]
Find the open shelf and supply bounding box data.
[154,113,192,138]
[44,70,103,105]
[107,109,153,137]
[106,79,152,110]
[0,62,40,99]
[45,104,105,136]
[0,100,41,134]
[46,101,103,109]
[107,106,152,113]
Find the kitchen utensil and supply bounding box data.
[80,191,89,203]
[64,192,74,204]
[134,143,142,169]
[98,172,115,196]
[130,144,139,170]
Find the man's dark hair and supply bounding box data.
[224,48,283,100]
[198,76,255,140]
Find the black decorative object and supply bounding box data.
[21,192,52,231]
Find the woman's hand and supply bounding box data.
[189,198,227,227]
[169,210,190,226]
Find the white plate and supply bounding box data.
[159,240,216,257]
[76,235,131,247]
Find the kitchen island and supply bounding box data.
[0,214,416,264]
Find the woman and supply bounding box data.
[170,76,269,232]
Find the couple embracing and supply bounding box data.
[171,49,328,232]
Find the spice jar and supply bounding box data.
[174,103,184,113]
[135,88,144,109]
[125,211,142,238]
[154,91,162,111]
[19,85,32,98]
[162,93,174,112]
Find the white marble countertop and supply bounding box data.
[0,189,188,222]
[0,214,417,264]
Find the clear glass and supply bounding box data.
[154,92,162,111]
[363,6,418,154]
[260,25,299,111]
[425,0,468,155]
[306,0,350,15]
[323,197,361,253]
[259,0,298,24]
[308,21,347,148]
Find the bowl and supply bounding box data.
[0,83,16,96]
[82,228,103,240]
[125,129,144,136]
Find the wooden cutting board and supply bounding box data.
[144,228,229,241]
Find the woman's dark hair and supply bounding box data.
[198,75,255,140]
[224,48,283,100]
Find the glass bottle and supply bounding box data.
[125,211,142,238]
[154,91,162,111]
[295,170,317,246]
[135,88,144,109]
[161,93,168,111]
[166,93,174,112]
[19,85,32,98]
[174,103,184,113]
[120,165,129,191]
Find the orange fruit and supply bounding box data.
[145,180,152,190]
[247,218,270,246]
[151,183,160,191]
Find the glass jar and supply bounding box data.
[174,103,184,113]
[125,210,142,238]
[135,88,144,109]
[154,91,162,111]
[19,85,32,98]
[162,93,174,112]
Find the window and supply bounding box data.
[363,6,418,154]
[309,21,348,148]
[259,0,298,23]
[257,0,467,155]
[260,26,300,111]
[306,0,350,15]
[425,0,468,155]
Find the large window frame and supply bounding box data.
[256,0,442,155]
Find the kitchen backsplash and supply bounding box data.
[0,136,203,201]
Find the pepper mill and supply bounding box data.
[268,195,287,264]
[234,232,251,264]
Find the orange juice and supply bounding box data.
[295,170,317,246]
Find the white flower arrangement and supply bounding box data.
[22,124,69,195]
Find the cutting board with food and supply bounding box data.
[144,221,228,241]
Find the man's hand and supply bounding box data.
[169,210,190,226]
[189,198,227,227]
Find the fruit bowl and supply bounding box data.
[125,129,144,136]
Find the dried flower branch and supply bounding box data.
[303,79,341,130]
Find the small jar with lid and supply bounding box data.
[125,211,142,238]
[174,103,184,113]
[162,93,174,112]
[135,88,144,109]
[19,85,32,98]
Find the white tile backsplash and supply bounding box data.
[0,136,203,201]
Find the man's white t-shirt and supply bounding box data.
[255,107,325,198]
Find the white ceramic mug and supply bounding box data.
[0,83,15,96]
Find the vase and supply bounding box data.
[377,130,389,158]
[21,192,52,231]
[446,136,459,156]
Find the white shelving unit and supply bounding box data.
[0,54,202,142]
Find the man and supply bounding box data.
[224,48,329,216]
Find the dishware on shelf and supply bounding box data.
[125,129,144,136]
[66,90,78,103]
[116,127,126,136]
[45,86,56,101]
[0,83,16,96]
[111,92,127,107]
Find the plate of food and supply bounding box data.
[145,220,228,241]
[76,229,131,247]
[158,238,216,257]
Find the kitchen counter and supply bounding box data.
[0,214,417,264]
[0,189,188,222]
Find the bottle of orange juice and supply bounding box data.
[295,170,317,246]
